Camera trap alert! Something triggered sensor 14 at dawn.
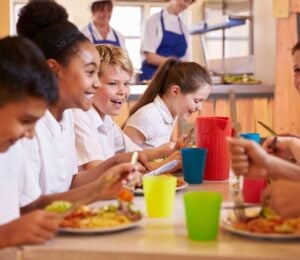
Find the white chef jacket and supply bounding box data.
[140,7,190,62]
[81,22,126,50]
[125,95,177,149]
[21,110,78,195]
[73,107,141,167]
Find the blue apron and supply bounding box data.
[140,11,187,81]
[88,23,121,47]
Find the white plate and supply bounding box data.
[132,181,188,196]
[220,218,300,240]
[59,219,142,234]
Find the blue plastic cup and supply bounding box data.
[181,147,207,184]
[239,132,260,144]
[239,132,267,203]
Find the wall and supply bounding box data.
[254,0,276,84]
[56,0,91,29]
[0,0,10,37]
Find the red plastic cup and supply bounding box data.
[242,178,267,203]
[239,132,267,203]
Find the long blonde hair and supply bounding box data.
[129,58,211,117]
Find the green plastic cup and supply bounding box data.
[143,175,177,218]
[184,191,222,241]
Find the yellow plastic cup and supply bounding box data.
[143,175,177,218]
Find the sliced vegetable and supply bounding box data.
[117,188,134,203]
[45,200,72,213]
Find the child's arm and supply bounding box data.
[123,126,146,146]
[0,210,59,249]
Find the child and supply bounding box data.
[123,58,212,149]
[16,0,145,213]
[0,36,59,248]
[73,44,180,171]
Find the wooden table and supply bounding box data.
[11,181,300,260]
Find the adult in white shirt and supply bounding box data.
[139,0,195,82]
[0,36,60,248]
[17,1,148,213]
[81,0,126,49]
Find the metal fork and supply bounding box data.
[232,177,247,222]
[62,152,139,218]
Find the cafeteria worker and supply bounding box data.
[81,0,126,49]
[139,0,195,82]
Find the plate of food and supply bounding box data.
[223,74,261,85]
[46,190,143,234]
[127,174,188,195]
[221,207,300,240]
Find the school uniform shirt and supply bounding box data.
[140,7,190,81]
[125,95,177,149]
[73,107,141,167]
[21,110,78,196]
[0,142,38,224]
[81,22,126,49]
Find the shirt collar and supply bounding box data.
[163,7,180,20]
[42,110,70,136]
[90,107,114,132]
[154,95,174,125]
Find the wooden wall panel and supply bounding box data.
[118,96,273,140]
[0,0,10,37]
[254,98,272,136]
[201,99,215,116]
[214,99,230,117]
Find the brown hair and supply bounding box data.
[292,41,300,55]
[129,58,211,117]
[95,44,133,77]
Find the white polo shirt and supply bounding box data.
[21,110,77,195]
[141,7,190,61]
[81,22,126,50]
[0,142,38,224]
[125,95,177,149]
[73,107,141,167]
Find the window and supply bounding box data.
[202,0,253,61]
[111,2,165,70]
[10,1,28,35]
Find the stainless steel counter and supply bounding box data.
[129,84,274,100]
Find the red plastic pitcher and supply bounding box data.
[195,116,232,180]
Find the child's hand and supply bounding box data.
[2,210,59,247]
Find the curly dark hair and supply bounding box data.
[0,36,58,106]
[17,0,88,65]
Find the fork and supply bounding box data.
[125,152,139,189]
[232,177,247,222]
[61,173,118,218]
[185,127,195,147]
[62,152,139,218]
